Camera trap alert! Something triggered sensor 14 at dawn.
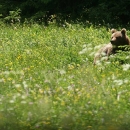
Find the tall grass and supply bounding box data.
[0,23,130,130]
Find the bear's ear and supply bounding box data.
[121,28,126,35]
[111,29,117,34]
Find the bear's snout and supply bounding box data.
[110,40,114,43]
[110,41,116,45]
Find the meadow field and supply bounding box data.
[0,22,130,130]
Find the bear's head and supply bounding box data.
[110,28,130,46]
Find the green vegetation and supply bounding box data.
[0,22,130,130]
[0,0,130,25]
[0,1,130,129]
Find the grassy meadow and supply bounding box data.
[0,22,130,130]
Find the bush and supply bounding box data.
[0,0,130,25]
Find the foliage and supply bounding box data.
[88,0,130,24]
[4,9,21,23]
[0,23,130,130]
[0,0,130,25]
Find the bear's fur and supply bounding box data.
[93,28,130,65]
[93,43,113,65]
[110,28,130,46]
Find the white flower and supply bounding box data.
[101,56,108,61]
[112,74,116,80]
[3,71,10,75]
[113,79,123,86]
[94,44,103,50]
[125,56,130,59]
[23,81,28,88]
[21,101,27,104]
[124,79,129,83]
[106,61,111,64]
[16,93,21,97]
[9,100,15,103]
[89,51,95,56]
[79,48,87,54]
[68,85,73,91]
[15,84,21,88]
[21,95,27,99]
[82,44,87,48]
[101,52,107,56]
[122,64,130,71]
[59,69,66,75]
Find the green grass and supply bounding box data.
[0,23,130,130]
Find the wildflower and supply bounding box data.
[2,71,10,75]
[82,44,87,48]
[7,77,12,81]
[17,55,22,60]
[21,101,27,104]
[113,79,123,86]
[16,93,21,97]
[117,94,120,101]
[9,62,12,66]
[88,111,93,115]
[87,93,90,98]
[112,74,116,80]
[39,89,44,94]
[85,58,89,62]
[106,61,111,64]
[79,48,87,54]
[103,101,106,105]
[68,85,73,91]
[126,55,130,59]
[94,44,103,50]
[61,101,65,106]
[76,64,80,67]
[101,56,108,61]
[43,121,50,125]
[122,64,130,71]
[9,100,15,103]
[59,69,66,75]
[101,74,105,78]
[23,81,28,88]
[87,126,92,128]
[124,79,129,83]
[15,84,21,88]
[68,64,74,70]
[29,102,33,105]
[21,95,27,99]
[0,78,5,83]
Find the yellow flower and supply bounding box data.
[9,62,13,65]
[77,64,80,67]
[103,101,106,105]
[61,101,65,106]
[87,93,90,98]
[7,77,12,81]
[67,91,71,96]
[43,121,50,125]
[101,74,105,78]
[87,126,92,128]
[68,64,75,70]
[17,55,22,60]
[39,89,44,94]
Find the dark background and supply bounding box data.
[0,0,130,25]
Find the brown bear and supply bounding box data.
[110,28,130,49]
[93,43,113,65]
[93,28,130,65]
